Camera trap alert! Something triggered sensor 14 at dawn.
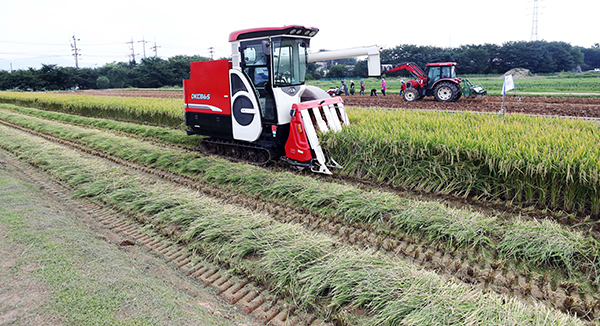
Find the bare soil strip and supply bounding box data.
[1,111,597,322]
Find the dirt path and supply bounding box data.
[0,151,263,326]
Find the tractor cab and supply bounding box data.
[229,26,320,126]
[425,62,461,89]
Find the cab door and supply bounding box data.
[427,66,441,89]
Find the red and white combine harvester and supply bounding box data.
[184,25,380,174]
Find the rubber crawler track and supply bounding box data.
[1,117,599,322]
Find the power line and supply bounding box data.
[0,40,66,46]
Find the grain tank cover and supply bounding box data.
[229,25,319,42]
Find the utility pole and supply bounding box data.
[150,40,161,57]
[71,34,81,68]
[138,36,149,59]
[127,37,136,64]
[208,47,214,60]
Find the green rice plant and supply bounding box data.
[299,251,584,326]
[388,201,496,248]
[321,108,600,217]
[497,218,596,275]
[0,92,183,127]
[0,103,197,147]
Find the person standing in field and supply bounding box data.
[399,79,406,96]
[350,80,355,95]
[360,80,365,95]
[381,78,387,96]
[341,80,349,96]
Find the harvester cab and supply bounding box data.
[184,26,355,174]
[382,62,487,102]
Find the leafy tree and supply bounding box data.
[9,68,41,91]
[353,60,368,77]
[328,64,349,78]
[579,46,600,70]
[132,57,172,88]
[306,62,322,80]
[166,55,209,85]
[0,70,10,90]
[102,63,131,88]
[96,76,110,89]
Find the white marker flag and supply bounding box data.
[502,75,515,95]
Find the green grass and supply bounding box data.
[0,124,585,325]
[469,75,600,94]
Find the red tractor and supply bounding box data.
[383,62,486,102]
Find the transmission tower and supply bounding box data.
[208,47,214,60]
[71,34,81,68]
[127,37,136,64]
[531,0,539,41]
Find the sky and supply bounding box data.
[1,0,598,71]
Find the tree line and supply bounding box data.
[1,41,599,91]
[321,41,600,78]
[0,55,209,91]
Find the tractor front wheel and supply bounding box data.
[433,82,459,102]
[403,87,419,102]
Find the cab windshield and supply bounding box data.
[272,37,308,87]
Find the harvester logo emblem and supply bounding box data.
[191,93,211,100]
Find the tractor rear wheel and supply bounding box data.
[403,87,419,102]
[433,82,459,102]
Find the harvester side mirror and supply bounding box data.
[262,40,271,56]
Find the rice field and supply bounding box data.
[321,108,600,217]
[0,115,588,326]
[1,91,599,217]
[1,91,600,323]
